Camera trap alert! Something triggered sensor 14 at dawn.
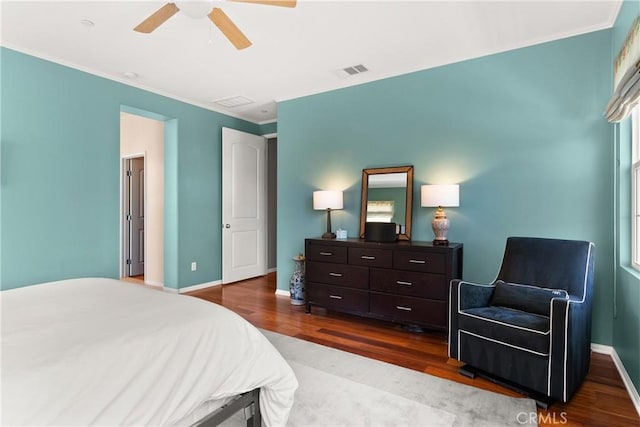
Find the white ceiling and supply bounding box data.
[1,0,622,124]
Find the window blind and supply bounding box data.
[606,16,640,123]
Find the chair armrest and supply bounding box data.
[548,297,592,401]
[448,280,495,359]
[450,279,496,311]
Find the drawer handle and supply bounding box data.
[319,252,333,256]
[361,255,376,260]
[396,305,412,311]
[409,259,426,264]
[329,272,343,277]
[329,295,343,300]
[396,280,413,286]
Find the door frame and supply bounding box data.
[263,132,277,273]
[120,153,147,279]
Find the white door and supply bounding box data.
[222,127,266,283]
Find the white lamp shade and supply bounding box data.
[313,190,343,210]
[421,184,460,207]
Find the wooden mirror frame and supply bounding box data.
[359,165,414,241]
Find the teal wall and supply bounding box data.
[277,30,615,345]
[2,8,636,394]
[260,121,277,135]
[0,47,259,290]
[612,0,640,394]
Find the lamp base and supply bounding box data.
[321,232,336,239]
[431,207,450,246]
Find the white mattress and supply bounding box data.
[1,278,298,426]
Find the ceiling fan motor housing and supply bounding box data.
[176,1,214,19]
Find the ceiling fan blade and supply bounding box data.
[208,8,252,50]
[229,0,296,8]
[134,3,180,33]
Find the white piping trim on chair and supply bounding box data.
[447,280,495,360]
[458,281,497,289]
[563,300,571,401]
[460,330,550,356]
[453,281,496,359]
[559,242,593,401]
[493,280,568,296]
[447,280,460,357]
[458,310,551,335]
[548,299,555,396]
[453,281,463,359]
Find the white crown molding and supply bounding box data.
[257,118,278,126]
[0,42,262,125]
[609,0,625,29]
[275,21,618,105]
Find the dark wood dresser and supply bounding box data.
[304,238,463,331]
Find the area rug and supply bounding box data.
[227,329,538,426]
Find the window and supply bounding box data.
[366,201,395,223]
[633,109,640,270]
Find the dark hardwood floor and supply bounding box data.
[188,273,639,427]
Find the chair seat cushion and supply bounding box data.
[459,306,550,355]
[490,280,569,316]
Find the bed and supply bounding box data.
[1,277,298,426]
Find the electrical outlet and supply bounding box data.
[191,262,197,271]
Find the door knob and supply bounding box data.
[225,224,231,228]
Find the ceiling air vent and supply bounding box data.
[211,96,254,108]
[335,64,369,79]
[344,64,368,75]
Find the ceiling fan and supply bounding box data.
[134,0,296,50]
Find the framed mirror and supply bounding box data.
[359,165,414,241]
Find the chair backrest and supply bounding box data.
[496,237,595,299]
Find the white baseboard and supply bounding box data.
[590,343,613,355]
[611,348,640,417]
[275,289,289,297]
[267,267,277,274]
[144,280,163,288]
[592,343,640,416]
[162,280,222,294]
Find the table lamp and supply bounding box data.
[421,184,459,245]
[313,190,343,239]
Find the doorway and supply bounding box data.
[120,112,164,286]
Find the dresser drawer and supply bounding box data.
[306,243,348,264]
[370,292,447,328]
[348,247,392,268]
[369,268,448,300]
[306,261,369,289]
[307,283,369,313]
[393,250,445,274]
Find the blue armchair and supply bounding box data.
[448,237,595,405]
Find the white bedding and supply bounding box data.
[1,278,298,426]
